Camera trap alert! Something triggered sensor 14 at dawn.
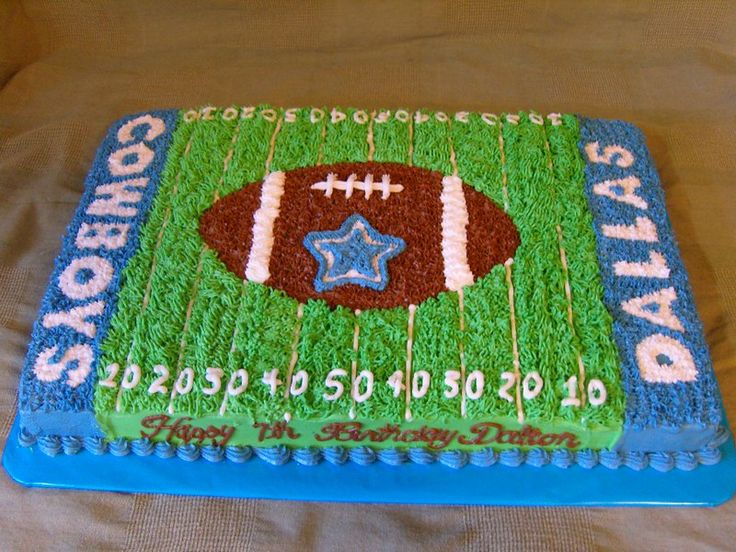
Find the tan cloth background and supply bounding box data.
[2,1,736,549]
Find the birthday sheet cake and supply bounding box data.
[15,106,727,470]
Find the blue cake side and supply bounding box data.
[18,110,179,438]
[578,117,723,452]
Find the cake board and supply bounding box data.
[4,418,735,507]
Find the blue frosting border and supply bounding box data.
[18,110,179,437]
[18,427,729,471]
[577,117,722,449]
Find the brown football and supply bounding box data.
[199,162,519,310]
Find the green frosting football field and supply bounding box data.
[95,106,623,448]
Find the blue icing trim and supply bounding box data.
[498,449,524,467]
[154,441,176,459]
[18,430,728,470]
[83,436,107,455]
[61,436,83,455]
[438,450,468,469]
[649,451,676,472]
[322,447,348,465]
[18,110,179,439]
[577,118,722,450]
[622,451,648,471]
[407,448,437,465]
[696,447,721,465]
[551,449,574,469]
[524,449,550,468]
[377,448,408,466]
[130,439,154,456]
[254,445,291,466]
[348,446,377,465]
[469,449,498,467]
[292,448,322,466]
[18,428,37,448]
[224,446,252,463]
[599,450,624,469]
[575,449,598,469]
[108,438,130,457]
[176,444,200,462]
[37,435,62,456]
[709,426,730,449]
[304,214,406,293]
[201,445,225,463]
[673,452,698,471]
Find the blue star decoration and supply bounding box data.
[303,214,406,293]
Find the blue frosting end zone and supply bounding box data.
[18,110,179,438]
[577,117,723,450]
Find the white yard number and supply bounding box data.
[499,371,516,402]
[522,371,543,400]
[387,370,404,398]
[562,375,608,407]
[444,370,461,399]
[227,369,249,396]
[261,368,282,396]
[99,363,119,388]
[323,368,347,401]
[148,364,169,394]
[121,364,141,390]
[465,370,484,400]
[202,367,223,395]
[352,370,374,403]
[289,370,308,397]
[562,375,581,407]
[412,370,430,399]
[175,367,194,395]
[587,378,607,406]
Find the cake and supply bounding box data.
[15,105,727,470]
